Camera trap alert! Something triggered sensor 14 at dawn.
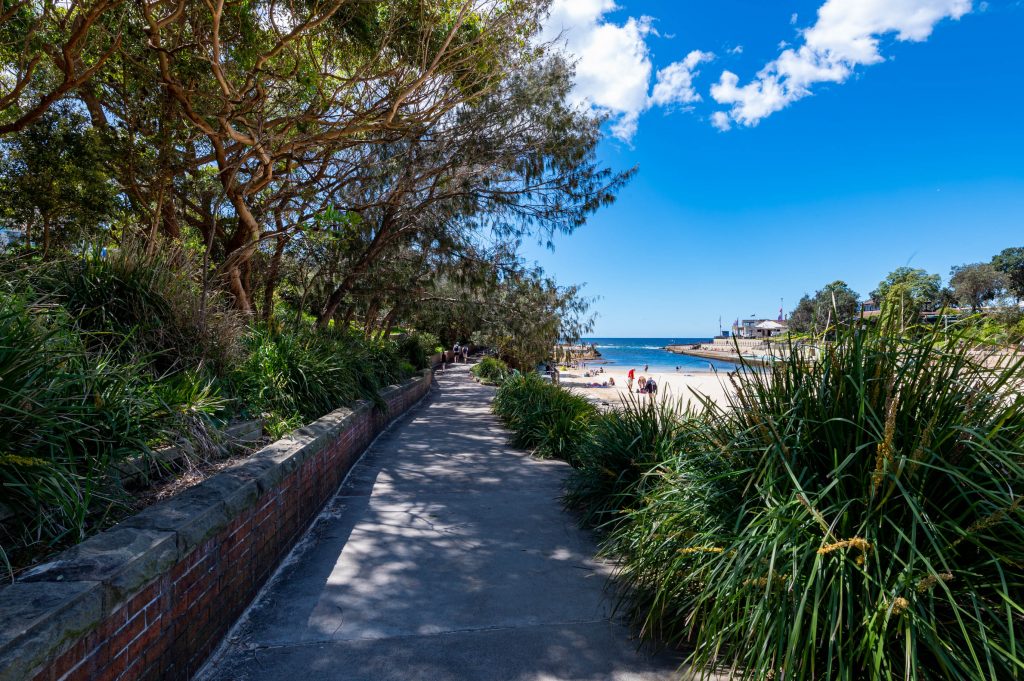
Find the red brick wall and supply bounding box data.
[24,372,430,681]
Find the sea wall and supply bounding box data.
[0,369,433,681]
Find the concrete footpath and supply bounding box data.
[198,364,685,681]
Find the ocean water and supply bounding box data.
[580,338,739,373]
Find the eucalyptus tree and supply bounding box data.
[787,280,860,334]
[992,247,1024,302]
[872,267,943,312]
[0,105,120,254]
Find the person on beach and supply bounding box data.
[627,368,635,391]
[636,375,646,393]
[643,364,648,372]
[646,377,658,396]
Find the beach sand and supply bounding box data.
[557,366,735,410]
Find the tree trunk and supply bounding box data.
[262,229,288,321]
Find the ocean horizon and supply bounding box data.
[580,337,739,373]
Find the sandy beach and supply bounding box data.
[556,366,735,410]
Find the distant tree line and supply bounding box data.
[788,246,1024,334]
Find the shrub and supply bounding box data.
[232,325,409,424]
[397,332,439,370]
[0,293,223,570]
[471,356,509,385]
[33,244,245,376]
[565,394,701,530]
[492,373,596,464]
[607,325,1024,680]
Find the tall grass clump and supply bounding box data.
[607,323,1024,680]
[233,325,411,428]
[492,372,597,464]
[0,292,223,570]
[396,331,440,370]
[35,243,245,376]
[565,394,704,530]
[471,356,509,385]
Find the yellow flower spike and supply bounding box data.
[891,597,911,616]
[916,572,954,593]
[817,537,872,555]
[0,454,50,467]
[678,546,725,555]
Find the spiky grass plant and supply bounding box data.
[0,293,224,572]
[608,323,1024,680]
[471,356,510,385]
[566,394,703,530]
[492,373,597,464]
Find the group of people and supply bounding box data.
[625,368,658,395]
[441,342,470,369]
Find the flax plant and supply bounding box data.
[609,323,1024,680]
[492,372,597,465]
[566,393,704,530]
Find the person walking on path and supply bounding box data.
[461,344,469,364]
[452,342,461,363]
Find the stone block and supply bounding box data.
[120,484,232,554]
[0,580,104,681]
[20,528,178,610]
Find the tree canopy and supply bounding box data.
[787,280,860,333]
[871,267,942,311]
[992,247,1024,302]
[0,0,623,361]
[950,262,1004,312]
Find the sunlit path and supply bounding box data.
[197,363,686,681]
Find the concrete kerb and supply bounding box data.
[0,368,433,681]
[194,370,435,681]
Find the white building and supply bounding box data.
[732,318,788,339]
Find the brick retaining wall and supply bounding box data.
[0,370,432,681]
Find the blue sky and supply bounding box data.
[523,0,1024,337]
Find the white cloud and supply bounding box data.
[728,45,744,55]
[543,1,713,140]
[790,12,799,24]
[650,50,715,107]
[711,0,973,129]
[711,111,732,131]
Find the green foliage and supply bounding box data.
[950,262,1005,311]
[34,245,244,376]
[0,106,120,252]
[606,325,1024,680]
[233,325,410,424]
[872,267,943,311]
[396,331,439,370]
[470,356,509,385]
[495,321,1024,679]
[0,292,224,569]
[565,395,701,531]
[0,247,417,572]
[992,247,1024,301]
[788,280,860,334]
[492,373,596,465]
